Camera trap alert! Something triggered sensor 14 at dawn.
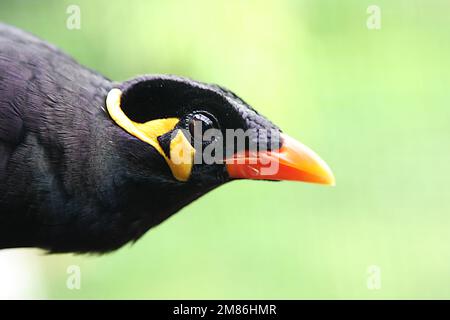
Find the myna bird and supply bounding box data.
[0,23,335,254]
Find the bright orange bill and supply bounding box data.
[226,133,335,185]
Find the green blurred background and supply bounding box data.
[1,0,449,299]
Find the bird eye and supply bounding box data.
[188,112,219,139]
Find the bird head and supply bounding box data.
[106,75,335,189]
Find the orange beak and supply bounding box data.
[226,133,335,185]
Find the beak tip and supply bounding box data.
[322,165,336,187]
[318,161,336,186]
[313,168,335,186]
[327,175,336,187]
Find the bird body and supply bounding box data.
[0,23,128,252]
[0,23,334,254]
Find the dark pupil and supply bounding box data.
[189,113,214,137]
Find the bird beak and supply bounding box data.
[226,133,335,185]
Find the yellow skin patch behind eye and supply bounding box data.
[106,88,195,182]
[169,130,196,181]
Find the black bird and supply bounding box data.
[0,23,334,254]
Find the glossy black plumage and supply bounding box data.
[0,23,280,253]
